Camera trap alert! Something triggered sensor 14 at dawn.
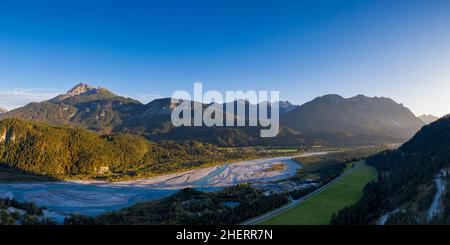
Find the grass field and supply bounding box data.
[258,161,377,225]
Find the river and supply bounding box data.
[0,151,328,216]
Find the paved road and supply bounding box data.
[240,163,362,225]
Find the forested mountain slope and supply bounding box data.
[0,118,240,179]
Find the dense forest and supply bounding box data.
[331,115,450,225]
[0,118,289,181]
[64,185,288,225]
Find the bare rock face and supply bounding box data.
[0,130,6,142]
[0,129,16,144]
[97,166,110,175]
[59,83,101,100]
[0,106,7,114]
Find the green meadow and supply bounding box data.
[258,161,377,225]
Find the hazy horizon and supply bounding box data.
[1,0,450,116]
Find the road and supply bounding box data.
[240,163,362,225]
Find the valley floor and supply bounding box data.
[256,161,377,225]
[0,152,328,216]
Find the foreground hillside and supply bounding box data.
[332,115,450,225]
[0,118,278,180]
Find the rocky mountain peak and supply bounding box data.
[278,101,298,113]
[50,83,108,102]
[66,83,99,97]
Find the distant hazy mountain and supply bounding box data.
[0,106,7,114]
[281,94,425,141]
[0,83,144,133]
[333,115,450,225]
[220,100,297,117]
[278,101,298,114]
[418,114,439,124]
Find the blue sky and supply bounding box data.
[1,0,450,116]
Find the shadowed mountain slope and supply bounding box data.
[332,115,450,225]
[281,94,424,141]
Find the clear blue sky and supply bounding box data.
[1,0,450,116]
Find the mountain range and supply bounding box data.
[281,94,425,140]
[0,83,426,146]
[1,84,144,134]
